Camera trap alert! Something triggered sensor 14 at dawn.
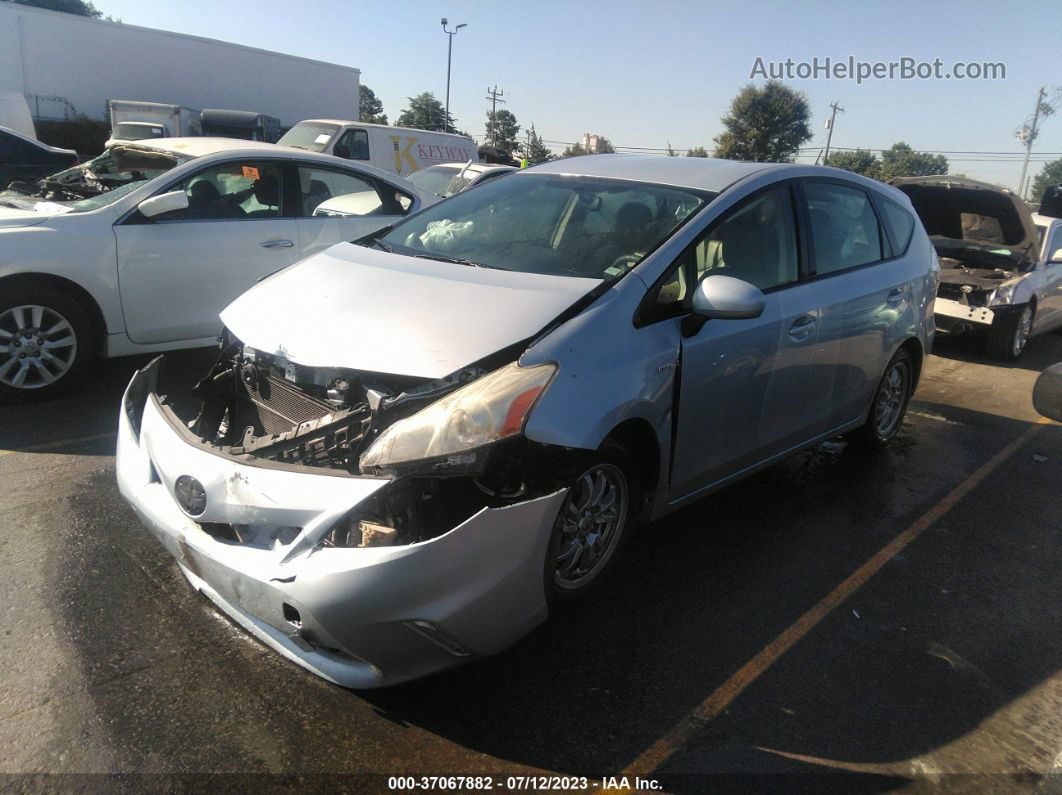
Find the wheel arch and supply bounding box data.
[0,272,107,354]
[603,417,662,519]
[898,336,924,395]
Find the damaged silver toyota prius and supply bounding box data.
[118,156,937,687]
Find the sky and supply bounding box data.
[95,0,1061,194]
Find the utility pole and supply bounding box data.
[822,101,844,164]
[1017,86,1047,201]
[485,85,505,146]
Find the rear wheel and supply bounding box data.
[0,285,95,403]
[545,443,640,603]
[849,348,913,447]
[987,304,1033,361]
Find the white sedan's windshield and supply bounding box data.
[375,174,710,279]
[0,147,179,212]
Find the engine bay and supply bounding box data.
[158,338,572,548]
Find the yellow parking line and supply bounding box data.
[609,418,1050,786]
[0,431,117,457]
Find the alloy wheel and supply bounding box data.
[553,462,628,591]
[873,358,910,439]
[1013,306,1033,358]
[0,305,78,390]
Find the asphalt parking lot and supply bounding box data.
[1,332,1060,792]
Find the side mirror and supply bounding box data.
[1032,362,1062,422]
[692,274,766,320]
[1049,248,1062,265]
[138,190,188,219]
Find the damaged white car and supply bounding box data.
[890,176,1062,360]
[119,157,937,687]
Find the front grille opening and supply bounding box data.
[235,372,332,437]
[198,522,300,549]
[282,603,302,628]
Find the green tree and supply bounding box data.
[522,127,553,164]
[5,0,101,15]
[358,85,387,125]
[395,92,455,132]
[485,109,520,153]
[666,142,678,157]
[686,146,709,158]
[713,81,812,162]
[1031,158,1062,203]
[825,148,881,179]
[878,142,948,179]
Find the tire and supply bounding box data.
[544,442,641,603]
[0,284,96,403]
[986,304,1034,361]
[848,348,914,448]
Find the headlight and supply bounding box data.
[988,283,1017,306]
[360,362,556,472]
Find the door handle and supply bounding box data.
[260,239,294,248]
[788,315,817,341]
[886,288,905,306]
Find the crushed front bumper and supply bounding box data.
[116,358,566,688]
[934,296,994,328]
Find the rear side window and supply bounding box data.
[879,197,915,254]
[298,166,413,217]
[805,182,883,274]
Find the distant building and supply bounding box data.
[0,3,359,126]
[580,133,610,153]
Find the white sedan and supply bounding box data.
[0,138,438,400]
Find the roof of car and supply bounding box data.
[0,125,77,155]
[421,162,515,174]
[120,137,312,159]
[526,154,787,193]
[293,120,473,138]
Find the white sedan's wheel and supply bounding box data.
[0,304,78,390]
[0,286,94,403]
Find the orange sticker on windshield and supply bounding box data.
[241,166,260,180]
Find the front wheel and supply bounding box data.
[545,443,640,602]
[0,285,95,403]
[849,348,913,447]
[987,304,1034,361]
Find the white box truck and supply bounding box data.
[107,100,202,146]
[277,120,476,177]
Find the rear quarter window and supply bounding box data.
[879,197,915,255]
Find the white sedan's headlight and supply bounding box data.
[360,362,556,472]
[988,283,1017,306]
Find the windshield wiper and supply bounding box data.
[414,253,486,268]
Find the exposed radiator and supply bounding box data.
[234,372,331,436]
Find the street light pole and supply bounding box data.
[441,18,467,132]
